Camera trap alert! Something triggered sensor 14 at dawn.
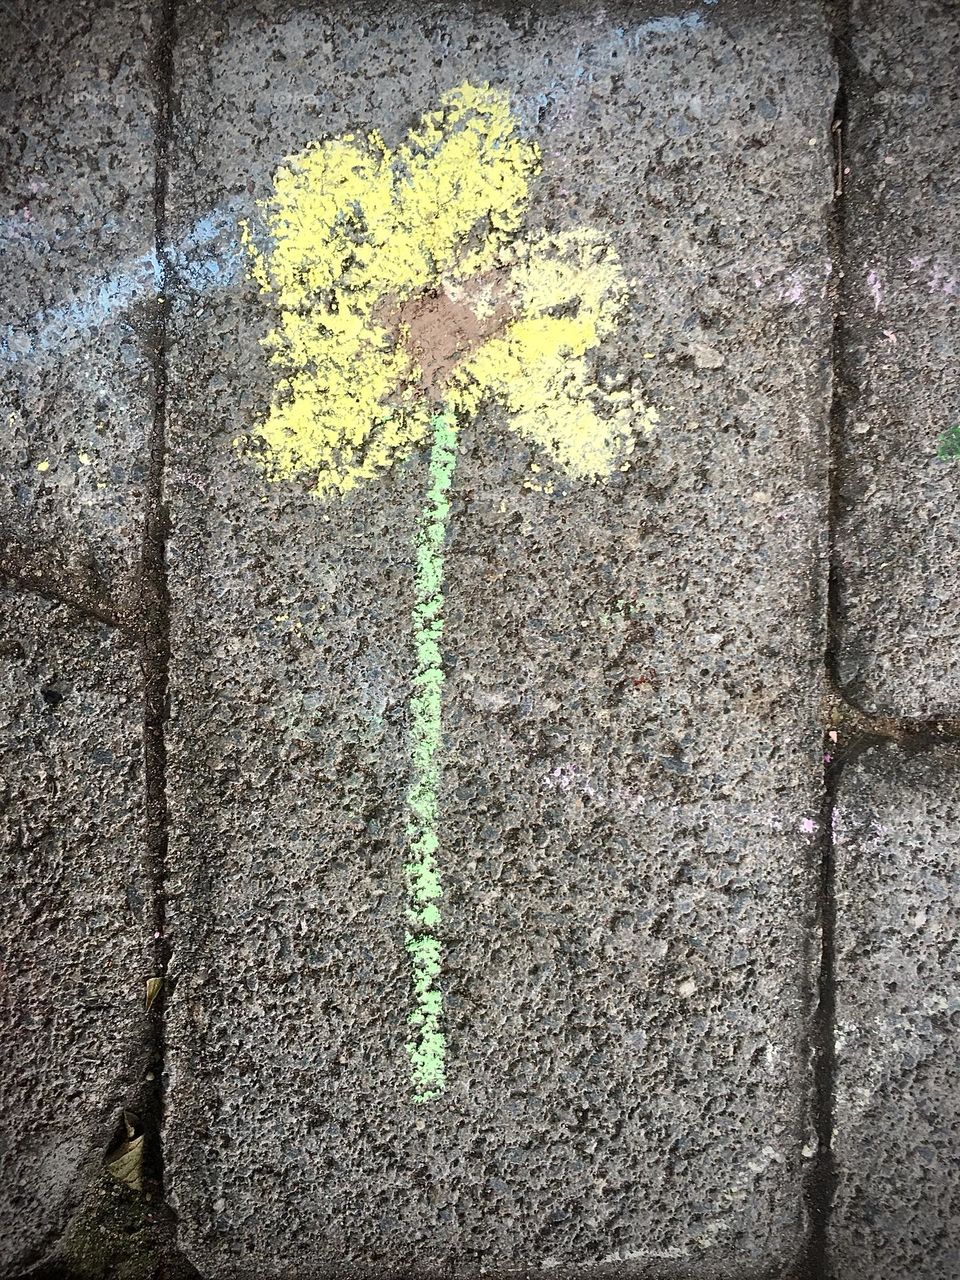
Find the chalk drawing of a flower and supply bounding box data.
[243,82,656,1103]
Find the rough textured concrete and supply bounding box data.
[0,590,146,1272]
[163,4,835,1276]
[832,745,960,1280]
[834,0,960,716]
[0,0,157,599]
[0,4,158,1271]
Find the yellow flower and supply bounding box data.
[244,81,653,496]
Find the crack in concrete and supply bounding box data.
[0,537,136,634]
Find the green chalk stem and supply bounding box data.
[405,409,459,1102]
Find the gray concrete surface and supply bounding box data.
[833,0,960,716]
[4,1,960,1277]
[0,0,157,602]
[0,591,147,1272]
[0,4,158,1273]
[832,745,960,1280]
[162,3,835,1276]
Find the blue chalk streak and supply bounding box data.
[637,11,703,35]
[0,203,243,364]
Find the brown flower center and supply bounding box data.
[381,275,515,404]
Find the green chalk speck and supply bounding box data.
[937,425,960,461]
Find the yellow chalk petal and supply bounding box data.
[512,228,628,341]
[245,131,430,493]
[250,135,396,311]
[451,324,632,480]
[448,229,641,480]
[394,82,540,284]
[258,331,431,495]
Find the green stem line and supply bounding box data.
[405,409,459,1102]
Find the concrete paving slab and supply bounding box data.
[163,3,836,1276]
[0,591,147,1272]
[833,0,960,715]
[0,0,157,595]
[832,745,960,1280]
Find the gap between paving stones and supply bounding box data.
[802,2,864,1269]
[137,0,178,1218]
[804,8,852,1256]
[806,1,960,1275]
[22,4,183,1276]
[802,0,857,1264]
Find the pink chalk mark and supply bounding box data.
[926,263,959,296]
[866,268,883,311]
